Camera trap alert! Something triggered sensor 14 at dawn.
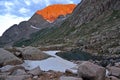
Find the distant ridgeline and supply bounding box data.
[0,4,76,47]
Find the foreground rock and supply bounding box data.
[5,75,31,80]
[38,70,63,80]
[0,65,25,73]
[16,46,50,60]
[27,66,42,76]
[0,48,23,66]
[60,76,83,80]
[78,61,106,80]
[106,76,120,80]
[11,69,27,76]
[107,66,120,78]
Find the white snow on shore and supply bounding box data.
[22,51,77,72]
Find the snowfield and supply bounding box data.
[22,51,77,72]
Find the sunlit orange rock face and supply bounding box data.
[36,4,76,22]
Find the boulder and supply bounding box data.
[65,69,77,76]
[0,65,25,74]
[18,46,50,60]
[5,75,31,80]
[14,52,21,57]
[0,72,10,76]
[115,62,120,68]
[59,76,83,80]
[11,69,27,76]
[106,76,120,80]
[107,66,120,78]
[25,78,32,80]
[0,75,7,80]
[27,66,42,76]
[0,65,15,72]
[0,48,23,66]
[38,70,63,80]
[78,61,106,80]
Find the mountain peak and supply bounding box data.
[36,4,76,22]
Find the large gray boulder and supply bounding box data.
[17,46,50,60]
[11,69,27,76]
[59,76,83,80]
[27,66,42,76]
[0,48,23,66]
[78,61,106,80]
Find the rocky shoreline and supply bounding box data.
[0,46,120,80]
[0,61,120,80]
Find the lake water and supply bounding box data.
[22,51,77,72]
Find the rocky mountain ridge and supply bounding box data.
[67,0,120,27]
[13,0,120,55]
[0,13,48,47]
[0,4,75,47]
[36,4,76,22]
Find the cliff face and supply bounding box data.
[36,4,76,22]
[67,0,120,27]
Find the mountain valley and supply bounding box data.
[0,0,120,80]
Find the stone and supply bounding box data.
[0,48,23,66]
[26,78,33,80]
[78,61,106,80]
[27,66,42,76]
[5,75,31,80]
[108,46,120,54]
[11,69,27,76]
[38,70,63,80]
[0,72,10,76]
[19,46,50,60]
[107,66,120,78]
[106,76,120,80]
[115,62,120,68]
[0,65,25,73]
[33,76,38,79]
[0,65,14,72]
[0,75,7,80]
[59,76,83,80]
[65,69,77,76]
[15,52,21,57]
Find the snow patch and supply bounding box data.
[30,25,40,30]
[22,51,77,72]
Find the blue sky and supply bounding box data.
[0,0,80,36]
